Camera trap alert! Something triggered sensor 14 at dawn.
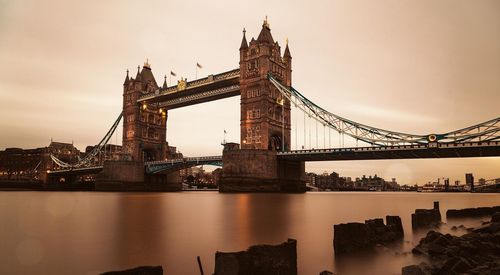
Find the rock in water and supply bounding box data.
[333,215,404,255]
[446,205,500,219]
[409,222,500,274]
[401,265,426,275]
[334,222,376,255]
[214,239,297,275]
[492,211,500,223]
[411,201,441,229]
[100,266,163,275]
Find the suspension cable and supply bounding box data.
[268,74,500,146]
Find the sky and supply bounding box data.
[0,0,499,185]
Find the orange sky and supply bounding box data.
[0,0,499,184]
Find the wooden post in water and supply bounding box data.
[197,256,204,275]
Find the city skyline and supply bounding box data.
[1,0,499,184]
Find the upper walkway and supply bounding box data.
[138,69,240,109]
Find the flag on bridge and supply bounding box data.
[224,130,227,134]
[196,62,203,69]
[170,71,177,77]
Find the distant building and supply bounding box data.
[0,141,82,180]
[466,173,474,191]
[305,172,316,186]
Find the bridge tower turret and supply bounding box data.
[122,61,167,162]
[239,18,292,151]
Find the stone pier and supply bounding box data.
[219,149,306,193]
[95,160,181,191]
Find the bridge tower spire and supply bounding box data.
[239,18,292,151]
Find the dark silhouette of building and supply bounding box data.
[466,173,474,191]
[0,141,81,180]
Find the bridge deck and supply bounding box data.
[47,166,103,176]
[278,141,500,161]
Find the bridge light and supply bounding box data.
[159,108,163,114]
[142,103,147,110]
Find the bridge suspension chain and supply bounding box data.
[269,74,500,146]
[50,112,123,169]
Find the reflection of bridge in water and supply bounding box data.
[46,18,500,192]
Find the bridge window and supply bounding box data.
[247,89,261,98]
[247,59,259,70]
[126,130,134,138]
[245,126,261,144]
[247,108,261,120]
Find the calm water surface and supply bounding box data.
[1,191,498,275]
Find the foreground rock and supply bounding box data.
[405,217,500,274]
[100,266,163,275]
[333,215,404,255]
[446,205,500,219]
[411,201,441,229]
[492,212,500,222]
[401,265,426,275]
[214,239,297,275]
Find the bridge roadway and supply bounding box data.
[47,141,500,176]
[277,141,500,161]
[145,156,223,174]
[46,166,104,176]
[138,69,240,109]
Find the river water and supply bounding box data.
[0,191,498,275]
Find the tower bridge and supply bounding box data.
[46,18,500,192]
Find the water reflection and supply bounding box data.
[0,192,498,275]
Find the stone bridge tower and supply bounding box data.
[239,18,292,151]
[220,19,305,193]
[122,62,168,161]
[96,62,180,191]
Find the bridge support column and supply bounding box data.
[219,149,306,193]
[144,171,182,191]
[95,160,182,191]
[95,160,145,191]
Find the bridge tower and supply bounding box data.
[122,61,168,161]
[219,19,305,193]
[239,18,292,151]
[96,62,181,191]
